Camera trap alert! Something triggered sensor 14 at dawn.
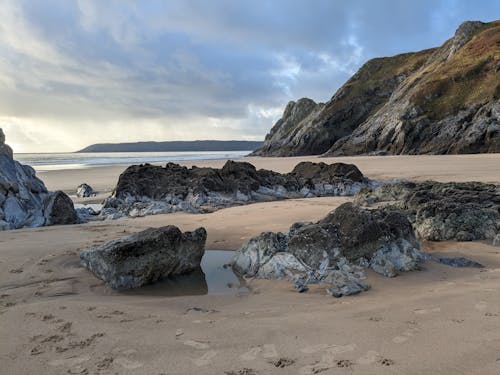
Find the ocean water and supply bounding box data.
[14,150,251,171]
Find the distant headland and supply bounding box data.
[76,140,263,153]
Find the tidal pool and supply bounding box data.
[122,250,249,297]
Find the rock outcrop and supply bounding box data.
[0,128,78,230]
[253,20,500,156]
[76,183,96,198]
[80,226,207,290]
[355,181,500,242]
[100,160,375,219]
[232,202,426,297]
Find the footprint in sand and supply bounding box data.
[299,344,356,374]
[67,365,89,374]
[115,357,144,370]
[475,301,488,311]
[413,307,441,315]
[184,339,210,350]
[49,355,91,367]
[192,350,218,367]
[392,327,418,344]
[262,344,278,359]
[240,347,262,361]
[240,344,278,361]
[356,350,381,365]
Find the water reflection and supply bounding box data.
[122,250,248,297]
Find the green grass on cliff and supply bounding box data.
[409,21,500,120]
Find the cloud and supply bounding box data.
[0,0,498,151]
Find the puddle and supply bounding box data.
[121,250,249,297]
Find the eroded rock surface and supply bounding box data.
[76,183,96,198]
[100,160,374,219]
[253,21,500,157]
[80,226,207,290]
[0,128,78,230]
[232,202,426,297]
[355,181,500,242]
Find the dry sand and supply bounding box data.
[1,154,500,374]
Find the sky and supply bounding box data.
[0,0,498,152]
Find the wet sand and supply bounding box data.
[1,154,500,374]
[40,153,500,194]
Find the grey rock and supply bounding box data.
[233,203,425,297]
[326,281,370,298]
[494,234,500,247]
[356,181,500,242]
[0,128,77,230]
[76,183,96,198]
[80,226,207,290]
[435,257,484,268]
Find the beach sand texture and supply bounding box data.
[1,154,500,374]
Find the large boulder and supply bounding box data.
[0,128,78,230]
[355,181,500,243]
[80,226,207,290]
[233,203,426,296]
[101,160,374,219]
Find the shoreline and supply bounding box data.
[38,153,500,194]
[1,154,500,374]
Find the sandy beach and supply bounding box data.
[2,154,500,374]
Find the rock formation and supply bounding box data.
[0,128,78,230]
[232,202,427,297]
[253,20,500,156]
[355,181,500,242]
[80,226,207,290]
[76,183,96,198]
[100,160,375,219]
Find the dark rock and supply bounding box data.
[44,191,78,226]
[435,257,484,268]
[326,281,370,298]
[76,183,96,198]
[101,160,374,219]
[80,226,207,290]
[233,203,426,297]
[355,181,500,242]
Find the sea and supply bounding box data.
[14,151,251,172]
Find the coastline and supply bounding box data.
[1,154,500,374]
[38,153,500,194]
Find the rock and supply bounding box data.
[0,128,13,159]
[435,257,484,268]
[252,21,500,157]
[44,191,79,226]
[80,226,207,290]
[76,183,96,198]
[326,281,370,298]
[356,181,500,242]
[233,202,425,297]
[102,160,374,220]
[0,128,78,230]
[494,234,500,247]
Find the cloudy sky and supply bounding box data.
[0,0,498,152]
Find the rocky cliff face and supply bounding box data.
[253,20,500,156]
[0,128,77,230]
